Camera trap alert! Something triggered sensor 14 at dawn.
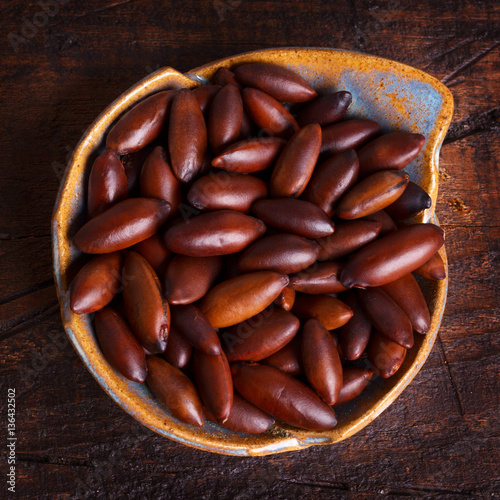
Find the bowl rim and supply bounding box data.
[52,47,452,456]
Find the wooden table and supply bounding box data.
[1,1,498,498]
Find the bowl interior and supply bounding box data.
[52,48,452,456]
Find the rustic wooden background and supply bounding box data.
[1,0,499,498]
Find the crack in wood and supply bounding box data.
[441,40,500,84]
[17,453,92,468]
[0,278,55,307]
[0,303,60,341]
[443,106,500,145]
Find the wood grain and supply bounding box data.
[0,0,498,498]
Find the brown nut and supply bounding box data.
[289,261,347,295]
[140,146,182,216]
[70,252,123,314]
[297,91,352,127]
[164,255,222,305]
[414,251,446,280]
[336,170,410,220]
[187,171,268,213]
[231,362,337,431]
[164,210,266,257]
[340,223,445,288]
[252,198,335,238]
[270,123,322,198]
[302,149,359,216]
[361,209,397,235]
[334,367,374,406]
[238,233,320,274]
[292,293,353,330]
[212,67,240,87]
[381,273,431,334]
[122,251,170,353]
[273,286,296,311]
[367,330,407,378]
[192,85,221,114]
[131,233,171,277]
[222,308,300,362]
[200,271,289,328]
[87,149,128,219]
[95,307,147,383]
[146,356,204,427]
[357,131,425,177]
[170,304,221,355]
[162,325,192,369]
[261,334,303,375]
[193,350,233,422]
[337,290,372,361]
[302,319,343,405]
[317,220,381,261]
[234,62,317,102]
[241,87,299,138]
[384,181,432,221]
[212,137,286,173]
[168,89,208,183]
[356,287,414,349]
[208,83,243,155]
[106,90,175,154]
[74,198,171,254]
[320,119,381,158]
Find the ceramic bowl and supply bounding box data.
[52,48,453,456]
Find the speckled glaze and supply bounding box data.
[52,48,452,456]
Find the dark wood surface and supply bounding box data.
[1,1,499,498]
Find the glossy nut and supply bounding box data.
[297,91,352,127]
[317,220,381,261]
[270,123,322,197]
[168,89,208,183]
[106,90,175,154]
[171,304,221,355]
[356,287,414,348]
[164,255,222,305]
[208,83,243,155]
[361,209,397,235]
[212,67,240,87]
[205,392,274,434]
[121,145,153,195]
[212,137,286,172]
[261,334,303,375]
[252,198,335,238]
[302,149,359,216]
[238,233,319,274]
[140,146,182,215]
[367,330,407,378]
[334,367,374,406]
[320,119,381,157]
[381,273,431,334]
[414,251,446,280]
[384,181,432,221]
[70,252,122,314]
[122,251,170,353]
[289,261,347,294]
[164,210,266,257]
[193,350,233,422]
[239,108,254,139]
[192,84,221,114]
[187,172,268,213]
[273,286,296,311]
[302,319,343,405]
[222,308,300,362]
[87,149,128,218]
[231,362,337,431]
[200,271,289,328]
[337,290,372,361]
[336,170,410,220]
[94,307,147,383]
[234,62,317,102]
[162,325,192,369]
[241,87,299,138]
[146,356,204,427]
[357,131,425,177]
[132,233,171,277]
[292,294,353,330]
[340,223,445,288]
[74,198,171,254]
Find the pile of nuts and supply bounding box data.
[69,62,446,433]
